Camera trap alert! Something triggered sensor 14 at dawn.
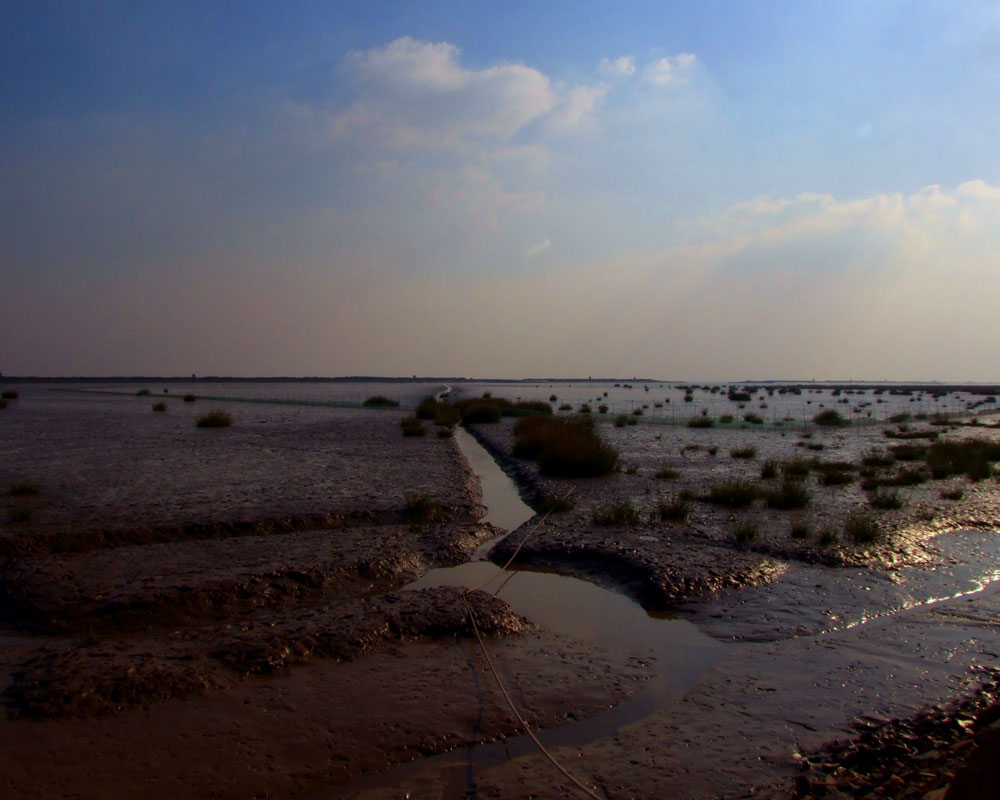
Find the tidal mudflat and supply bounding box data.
[1,383,999,799]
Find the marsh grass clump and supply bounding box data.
[196,409,232,428]
[719,414,734,424]
[743,413,764,425]
[404,492,439,524]
[400,416,426,437]
[591,500,640,526]
[436,426,453,438]
[458,400,504,424]
[152,401,167,412]
[890,443,929,461]
[806,443,826,451]
[1,389,19,400]
[559,403,573,411]
[760,460,779,479]
[868,488,904,510]
[885,428,939,441]
[434,404,461,428]
[540,494,575,513]
[731,447,757,459]
[819,529,839,546]
[845,513,882,543]
[925,438,1000,481]
[703,479,758,508]
[782,458,812,479]
[863,448,896,467]
[8,481,41,496]
[416,396,440,419]
[882,466,930,487]
[0,399,7,410]
[763,481,811,509]
[135,389,151,397]
[654,466,680,480]
[614,415,629,428]
[687,416,714,429]
[941,487,964,501]
[598,404,609,414]
[8,503,34,524]
[183,393,196,402]
[813,409,849,426]
[790,523,811,540]
[818,469,854,486]
[655,495,690,521]
[362,395,399,408]
[513,415,619,477]
[732,520,758,546]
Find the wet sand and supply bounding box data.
[2,387,999,798]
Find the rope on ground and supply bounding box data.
[461,592,606,800]
[466,485,576,595]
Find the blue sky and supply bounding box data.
[2,1,999,379]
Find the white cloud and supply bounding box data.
[525,238,551,256]
[643,53,697,86]
[545,84,607,133]
[598,56,636,76]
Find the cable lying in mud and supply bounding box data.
[461,487,606,799]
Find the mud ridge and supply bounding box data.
[3,587,527,719]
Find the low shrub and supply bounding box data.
[183,393,197,402]
[8,503,33,524]
[703,480,758,508]
[819,469,854,486]
[8,481,41,496]
[782,458,812,478]
[540,494,575,513]
[845,513,882,543]
[559,403,573,411]
[196,409,232,428]
[591,500,640,526]
[458,400,503,424]
[743,413,764,425]
[135,389,151,396]
[790,524,811,539]
[415,396,438,419]
[614,415,629,428]
[404,492,439,523]
[882,466,929,487]
[362,395,399,408]
[764,481,811,509]
[732,520,758,545]
[819,529,839,546]
[813,409,849,426]
[436,426,453,438]
[1,389,18,400]
[598,404,609,414]
[513,415,619,477]
[862,449,895,467]
[868,488,903,509]
[926,438,1000,481]
[434,404,461,428]
[760,460,779,479]
[400,416,426,436]
[719,414,734,424]
[655,495,690,521]
[731,447,757,459]
[884,428,939,441]
[687,417,714,429]
[805,443,826,451]
[654,466,680,480]
[941,487,964,501]
[890,443,928,461]
[152,401,167,412]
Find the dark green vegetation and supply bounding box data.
[400,416,426,437]
[403,492,439,524]
[513,415,619,477]
[703,479,758,508]
[540,494,575,513]
[135,389,151,396]
[760,460,779,479]
[845,513,882,544]
[790,523,811,539]
[362,395,400,408]
[743,413,764,425]
[763,481,811,509]
[868,489,904,510]
[415,396,460,427]
[454,396,552,424]
[655,494,691,521]
[862,448,896,467]
[1,389,19,400]
[8,481,41,496]
[687,416,714,428]
[926,438,1000,481]
[731,447,757,459]
[732,519,758,545]
[813,409,849,426]
[195,409,232,428]
[591,500,640,526]
[654,466,680,480]
[152,401,167,412]
[614,414,629,428]
[183,393,197,402]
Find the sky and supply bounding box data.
[2,1,999,380]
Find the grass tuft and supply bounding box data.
[868,489,903,509]
[813,409,849,426]
[790,523,811,540]
[732,520,758,546]
[703,479,758,508]
[845,513,882,543]
[731,446,757,459]
[655,495,690,521]
[1,389,19,400]
[183,393,197,402]
[400,416,426,437]
[687,416,714,428]
[152,401,167,412]
[926,438,1000,481]
[760,460,779,479]
[196,409,232,428]
[8,481,41,496]
[940,487,964,501]
[513,415,618,477]
[763,481,811,509]
[403,493,439,524]
[591,500,640,526]
[362,395,399,408]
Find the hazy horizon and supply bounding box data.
[3,2,999,381]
